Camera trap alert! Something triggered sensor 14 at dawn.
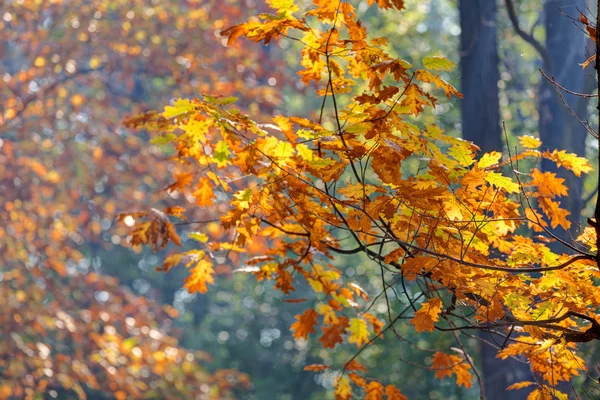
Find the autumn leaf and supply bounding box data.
[304,364,329,372]
[163,98,195,118]
[484,171,520,193]
[167,172,193,193]
[519,135,542,149]
[477,151,502,169]
[415,69,462,99]
[507,381,536,391]
[334,376,353,400]
[542,149,593,177]
[193,178,216,206]
[347,317,370,347]
[423,56,456,71]
[530,169,568,198]
[430,352,473,389]
[411,298,443,332]
[115,0,600,396]
[385,385,408,400]
[364,381,384,400]
[320,317,349,348]
[184,258,215,294]
[448,143,475,166]
[401,84,429,116]
[291,308,318,340]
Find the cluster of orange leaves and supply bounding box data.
[122,0,598,399]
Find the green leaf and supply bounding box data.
[203,95,238,105]
[150,133,177,145]
[448,143,475,167]
[423,56,455,71]
[213,140,231,167]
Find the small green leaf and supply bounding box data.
[213,141,231,167]
[150,133,177,145]
[423,56,455,71]
[204,95,238,105]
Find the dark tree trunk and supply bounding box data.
[540,0,588,236]
[459,0,502,154]
[459,1,533,399]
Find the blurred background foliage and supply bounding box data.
[1,0,599,399]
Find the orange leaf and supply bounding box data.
[364,381,384,400]
[319,316,349,348]
[291,308,318,340]
[304,364,329,372]
[430,352,473,389]
[184,258,215,294]
[385,385,408,400]
[194,178,216,206]
[410,298,443,332]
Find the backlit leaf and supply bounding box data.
[291,308,318,340]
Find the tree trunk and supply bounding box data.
[459,0,502,154]
[540,0,588,236]
[459,1,532,399]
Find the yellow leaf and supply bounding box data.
[189,232,208,242]
[296,143,314,161]
[484,172,520,193]
[317,304,338,325]
[163,98,195,118]
[542,149,593,177]
[266,0,299,13]
[347,317,369,347]
[477,151,502,169]
[519,135,542,149]
[260,136,295,161]
[334,376,352,400]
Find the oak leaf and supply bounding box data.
[410,298,443,332]
[347,317,369,347]
[291,308,318,340]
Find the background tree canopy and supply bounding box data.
[2,1,600,399]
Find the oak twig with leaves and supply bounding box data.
[124,1,600,398]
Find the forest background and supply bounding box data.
[1,0,600,399]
